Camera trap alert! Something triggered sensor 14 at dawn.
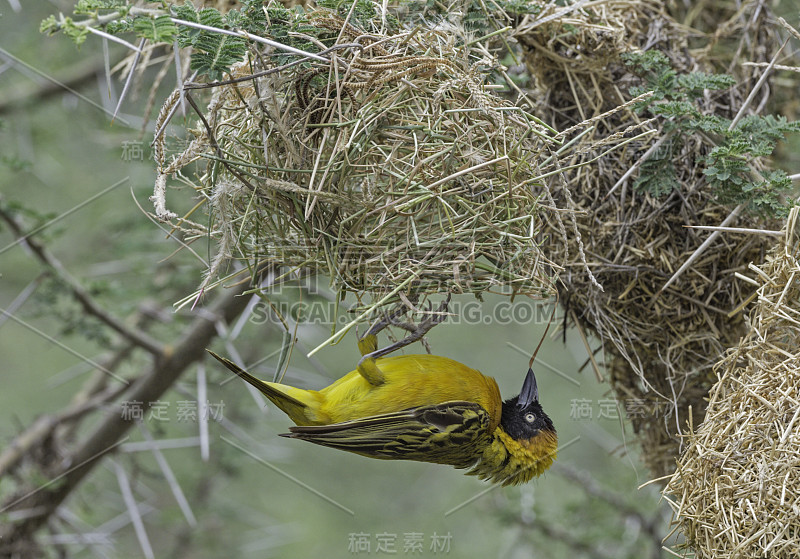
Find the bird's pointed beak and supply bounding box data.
[517,367,539,408]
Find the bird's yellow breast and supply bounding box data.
[309,354,502,429]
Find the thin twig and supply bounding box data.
[112,460,155,559]
[138,425,197,527]
[0,206,165,356]
[170,18,332,63]
[683,225,783,236]
[658,204,744,295]
[729,37,789,129]
[113,37,146,121]
[0,385,127,478]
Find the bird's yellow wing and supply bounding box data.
[282,401,493,469]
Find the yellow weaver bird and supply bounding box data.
[209,304,557,485]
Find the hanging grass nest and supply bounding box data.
[663,206,800,559]
[515,0,677,124]
[512,0,791,476]
[153,9,597,313]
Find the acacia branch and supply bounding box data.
[0,206,165,356]
[0,280,251,545]
[526,517,614,558]
[0,331,146,480]
[0,384,128,479]
[0,57,106,115]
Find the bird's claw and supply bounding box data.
[360,294,451,360]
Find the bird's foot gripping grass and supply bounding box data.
[356,296,451,387]
[358,295,451,360]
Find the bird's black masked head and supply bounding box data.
[500,368,556,441]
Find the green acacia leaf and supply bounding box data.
[133,15,177,42]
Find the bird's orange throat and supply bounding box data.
[469,427,557,486]
[502,428,557,484]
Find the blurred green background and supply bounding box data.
[2,2,797,557]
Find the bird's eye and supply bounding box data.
[525,413,536,423]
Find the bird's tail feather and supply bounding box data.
[207,350,311,424]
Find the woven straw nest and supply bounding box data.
[515,0,682,131]
[663,206,800,558]
[512,0,787,476]
[153,8,654,316]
